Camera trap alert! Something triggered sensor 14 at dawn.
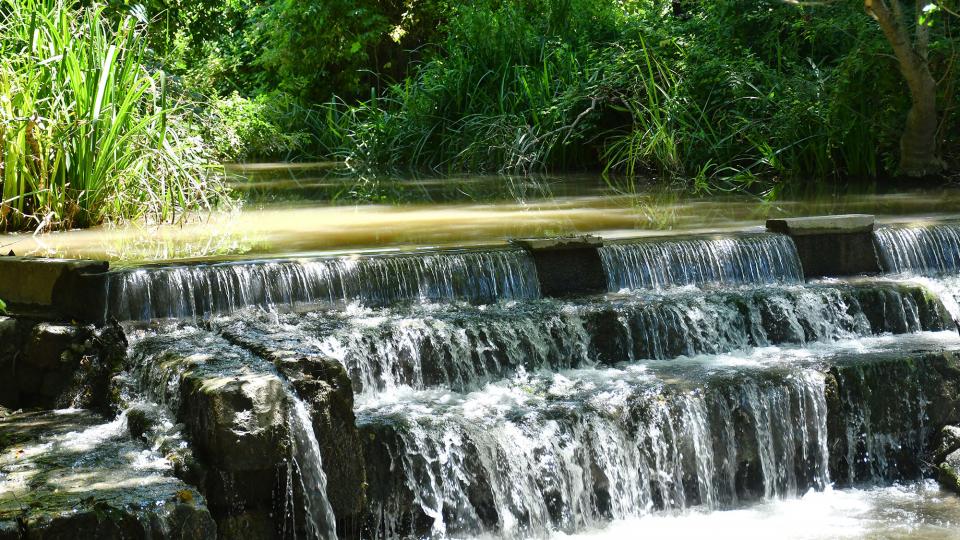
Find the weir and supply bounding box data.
[105,248,540,320]
[599,233,804,291]
[874,222,960,275]
[5,215,960,540]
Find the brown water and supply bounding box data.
[2,164,959,265]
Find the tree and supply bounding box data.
[789,0,949,177]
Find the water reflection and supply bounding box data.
[2,165,959,264]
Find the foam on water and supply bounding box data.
[555,481,960,540]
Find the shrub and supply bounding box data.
[0,0,232,231]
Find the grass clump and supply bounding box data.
[0,0,232,232]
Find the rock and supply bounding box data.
[0,409,216,540]
[0,319,127,411]
[938,449,960,494]
[126,402,162,442]
[129,329,296,539]
[826,350,960,485]
[214,320,368,535]
[933,425,960,464]
[274,354,367,531]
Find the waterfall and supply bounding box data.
[216,282,946,397]
[599,233,804,291]
[287,396,338,539]
[874,223,960,275]
[359,367,832,538]
[106,249,540,321]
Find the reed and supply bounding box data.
[0,0,232,232]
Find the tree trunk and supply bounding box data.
[866,0,946,177]
[899,67,944,176]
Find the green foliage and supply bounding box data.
[42,0,960,193]
[0,297,6,314]
[0,0,233,232]
[206,91,316,161]
[334,0,635,173]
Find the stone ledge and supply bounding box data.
[510,235,603,250]
[511,235,607,296]
[766,214,875,236]
[0,256,109,323]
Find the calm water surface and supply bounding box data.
[2,164,959,265]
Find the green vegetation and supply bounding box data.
[170,0,958,183]
[1,0,958,230]
[0,0,231,232]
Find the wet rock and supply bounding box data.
[178,367,289,519]
[0,409,216,540]
[938,449,960,494]
[849,284,952,334]
[358,419,437,538]
[129,329,313,539]
[826,350,960,485]
[934,425,960,464]
[0,319,127,412]
[220,318,368,536]
[273,354,367,533]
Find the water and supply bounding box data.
[0,408,208,534]
[875,223,960,275]
[355,326,960,539]
[600,233,804,290]
[4,169,960,264]
[556,481,960,540]
[213,281,947,397]
[11,169,960,539]
[359,365,833,538]
[288,395,338,539]
[106,249,539,320]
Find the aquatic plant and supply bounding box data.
[0,0,233,232]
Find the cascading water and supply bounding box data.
[358,365,864,538]
[106,249,539,321]
[98,227,960,540]
[874,222,960,275]
[288,395,338,539]
[599,233,804,291]
[873,223,960,323]
[215,282,948,396]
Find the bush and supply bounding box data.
[205,91,317,161]
[0,0,232,231]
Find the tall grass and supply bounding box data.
[0,0,232,232]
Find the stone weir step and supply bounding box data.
[0,214,942,322]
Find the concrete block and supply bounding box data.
[766,214,875,236]
[0,256,108,323]
[511,235,607,297]
[766,215,882,277]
